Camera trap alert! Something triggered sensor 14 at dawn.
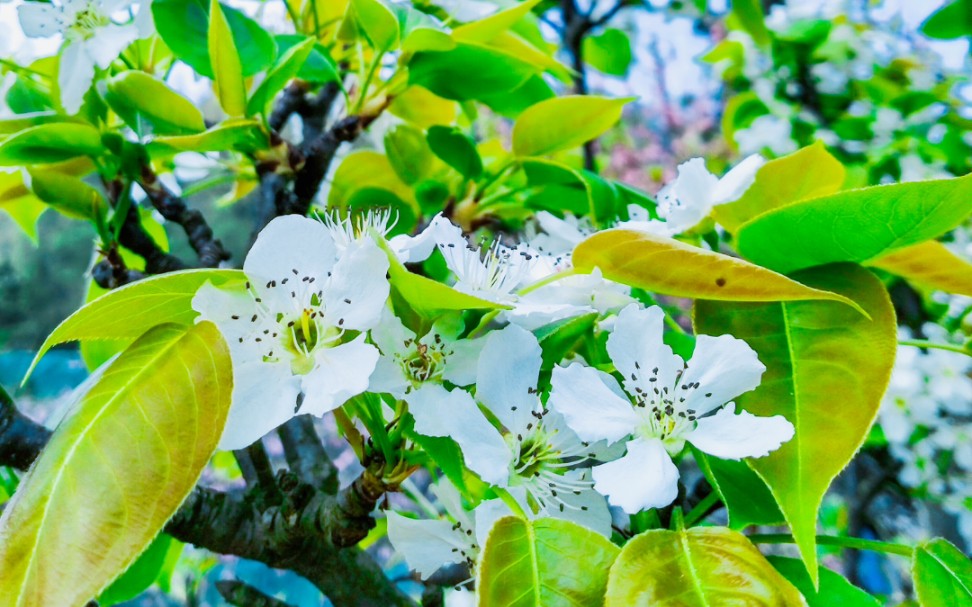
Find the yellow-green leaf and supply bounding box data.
[246,37,317,117]
[25,269,245,382]
[694,264,896,585]
[512,95,632,157]
[0,123,104,165]
[26,168,107,220]
[913,538,972,606]
[735,174,972,274]
[477,516,620,607]
[149,119,269,155]
[869,240,972,297]
[714,142,845,232]
[351,0,400,50]
[453,0,543,43]
[604,527,806,606]
[104,71,206,135]
[0,322,232,607]
[573,229,865,311]
[208,0,247,116]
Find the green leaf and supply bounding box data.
[328,150,414,210]
[149,120,269,155]
[713,142,845,233]
[0,123,104,165]
[477,516,619,607]
[731,0,771,46]
[512,95,632,157]
[246,37,317,117]
[693,447,783,530]
[694,264,896,585]
[152,0,276,78]
[104,72,206,136]
[98,534,175,606]
[573,229,865,311]
[604,527,805,606]
[479,73,555,119]
[768,556,881,607]
[408,43,538,102]
[208,0,247,117]
[347,188,417,237]
[735,174,972,274]
[26,269,245,382]
[383,245,502,318]
[913,538,972,606]
[0,195,46,242]
[26,168,106,220]
[0,322,232,607]
[384,124,435,185]
[921,0,972,40]
[426,126,483,179]
[275,35,340,83]
[869,240,972,298]
[351,0,400,50]
[583,29,632,76]
[452,0,543,43]
[534,313,597,372]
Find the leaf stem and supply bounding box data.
[683,491,721,527]
[899,339,971,357]
[517,268,580,297]
[494,487,528,519]
[748,533,913,557]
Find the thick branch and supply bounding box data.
[0,391,413,607]
[292,115,364,212]
[278,415,339,494]
[217,580,297,607]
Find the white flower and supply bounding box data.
[407,324,612,535]
[18,0,154,114]
[548,304,794,513]
[192,215,390,449]
[735,115,798,157]
[618,155,764,235]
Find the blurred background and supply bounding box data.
[1,0,971,604]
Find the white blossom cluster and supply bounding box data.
[879,324,972,545]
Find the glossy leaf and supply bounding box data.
[574,229,864,310]
[869,240,972,297]
[713,142,845,232]
[0,123,104,165]
[385,247,502,318]
[275,35,340,83]
[512,95,632,157]
[583,29,633,76]
[149,120,269,155]
[246,37,317,117]
[387,86,459,128]
[735,174,972,274]
[731,0,771,46]
[694,264,896,584]
[152,0,276,78]
[426,126,483,179]
[409,43,538,102]
[98,535,175,606]
[328,150,414,209]
[769,557,880,607]
[385,124,435,185]
[477,516,619,607]
[208,0,247,117]
[452,0,543,43]
[604,527,805,606]
[534,313,597,371]
[351,0,400,50]
[26,168,106,220]
[26,269,245,382]
[913,538,972,606]
[104,72,206,136]
[921,0,972,40]
[693,447,783,530]
[0,323,232,607]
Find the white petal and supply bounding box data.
[86,23,137,69]
[441,336,481,386]
[475,324,541,435]
[193,282,267,348]
[502,300,589,331]
[540,470,612,537]
[300,336,378,416]
[386,511,472,579]
[688,403,794,459]
[535,211,585,247]
[366,355,408,398]
[592,438,680,513]
[370,307,413,356]
[680,335,764,416]
[18,3,61,37]
[664,158,719,229]
[58,42,95,114]
[607,304,682,395]
[408,384,511,486]
[472,497,515,548]
[324,237,390,331]
[388,214,447,263]
[219,359,301,450]
[548,363,639,444]
[244,215,337,287]
[712,154,765,206]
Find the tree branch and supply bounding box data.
[278,415,339,494]
[216,580,297,607]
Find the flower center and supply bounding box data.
[67,7,110,40]
[505,419,595,514]
[284,308,342,375]
[399,334,452,387]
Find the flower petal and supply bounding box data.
[712,154,765,205]
[219,359,301,450]
[244,215,337,287]
[475,323,542,435]
[688,403,794,459]
[548,363,639,444]
[300,336,378,416]
[441,336,480,387]
[607,304,682,396]
[386,511,472,579]
[408,384,511,486]
[85,23,137,69]
[663,158,718,230]
[324,237,390,331]
[58,42,95,115]
[592,437,680,513]
[18,3,61,37]
[680,334,765,416]
[541,470,612,537]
